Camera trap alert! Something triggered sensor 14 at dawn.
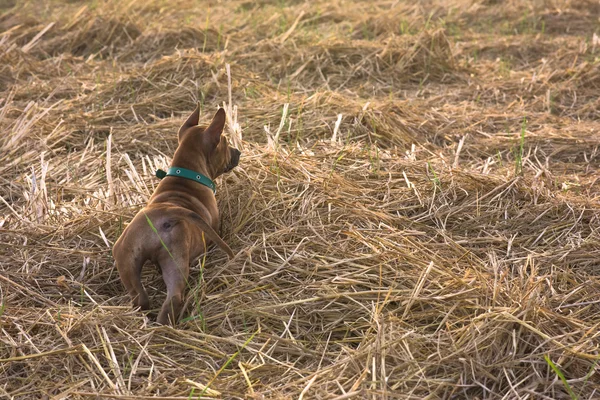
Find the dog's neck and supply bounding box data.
[170,152,215,181]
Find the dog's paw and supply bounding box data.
[133,294,150,311]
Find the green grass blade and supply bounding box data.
[515,116,526,175]
[544,354,578,400]
[200,330,258,397]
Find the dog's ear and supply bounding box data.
[203,108,226,149]
[178,103,201,142]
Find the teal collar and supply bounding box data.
[156,166,216,194]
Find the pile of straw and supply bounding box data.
[1,0,598,398]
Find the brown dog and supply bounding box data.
[113,105,240,324]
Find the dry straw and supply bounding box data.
[1,0,599,398]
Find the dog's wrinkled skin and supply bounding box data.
[113,106,241,325]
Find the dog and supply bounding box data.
[113,105,241,324]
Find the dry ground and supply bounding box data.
[1,0,600,398]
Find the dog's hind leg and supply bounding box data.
[156,252,190,325]
[114,253,150,311]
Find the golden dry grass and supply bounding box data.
[1,0,600,398]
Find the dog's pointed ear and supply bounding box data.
[178,103,201,142]
[203,108,226,148]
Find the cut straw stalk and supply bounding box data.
[265,103,289,150]
[224,63,243,150]
[106,131,114,206]
[1,1,600,398]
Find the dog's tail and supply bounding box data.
[171,208,235,259]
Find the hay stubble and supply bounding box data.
[0,0,599,398]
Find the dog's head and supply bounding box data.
[175,105,241,179]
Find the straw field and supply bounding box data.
[1,0,599,398]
